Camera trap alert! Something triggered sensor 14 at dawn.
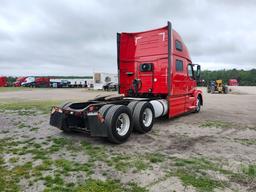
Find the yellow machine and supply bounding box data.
[207,80,228,94]
[216,80,224,93]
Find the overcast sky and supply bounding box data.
[0,0,256,76]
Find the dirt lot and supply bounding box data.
[0,87,255,192]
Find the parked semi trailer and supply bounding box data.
[13,77,27,87]
[50,22,203,143]
[228,79,239,86]
[22,77,50,88]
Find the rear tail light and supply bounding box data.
[51,107,56,114]
[51,107,63,114]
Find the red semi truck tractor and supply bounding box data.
[0,76,7,87]
[50,22,203,143]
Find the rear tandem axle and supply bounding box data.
[50,95,169,143]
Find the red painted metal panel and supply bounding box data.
[119,27,168,95]
[0,76,7,87]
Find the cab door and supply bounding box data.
[185,63,197,111]
[169,57,187,117]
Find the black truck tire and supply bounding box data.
[194,97,201,113]
[105,105,133,144]
[98,104,114,117]
[133,102,155,133]
[223,86,228,94]
[127,101,140,114]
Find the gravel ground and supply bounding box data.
[0,86,255,192]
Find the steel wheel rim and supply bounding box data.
[143,108,153,127]
[196,98,200,111]
[116,113,130,136]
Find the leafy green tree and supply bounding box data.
[201,69,256,86]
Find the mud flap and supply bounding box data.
[87,113,108,137]
[50,111,67,130]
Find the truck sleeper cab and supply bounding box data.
[50,22,203,143]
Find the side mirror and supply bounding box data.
[196,65,201,80]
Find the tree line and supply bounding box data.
[201,69,256,86]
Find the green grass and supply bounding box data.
[200,120,233,129]
[0,87,32,92]
[174,157,225,173]
[9,157,19,163]
[2,137,163,175]
[3,135,243,192]
[105,152,166,173]
[134,160,148,171]
[43,175,64,187]
[126,182,149,192]
[166,157,229,192]
[234,138,256,146]
[48,137,81,153]
[242,164,256,177]
[146,153,165,163]
[173,158,256,191]
[18,110,35,116]
[18,123,28,129]
[34,160,53,171]
[73,179,148,192]
[173,169,224,192]
[0,157,151,192]
[0,158,20,192]
[30,127,39,132]
[81,141,107,162]
[12,162,33,179]
[0,135,151,191]
[7,128,232,192]
[229,164,256,190]
[0,100,62,114]
[54,159,93,174]
[74,179,126,192]
[107,154,151,173]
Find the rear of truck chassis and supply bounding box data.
[50,21,203,143]
[50,95,163,143]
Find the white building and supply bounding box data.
[93,72,118,90]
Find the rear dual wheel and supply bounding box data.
[128,101,155,133]
[102,101,155,143]
[104,105,133,144]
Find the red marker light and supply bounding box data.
[89,106,94,112]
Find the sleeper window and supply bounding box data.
[176,60,183,72]
[175,40,182,51]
